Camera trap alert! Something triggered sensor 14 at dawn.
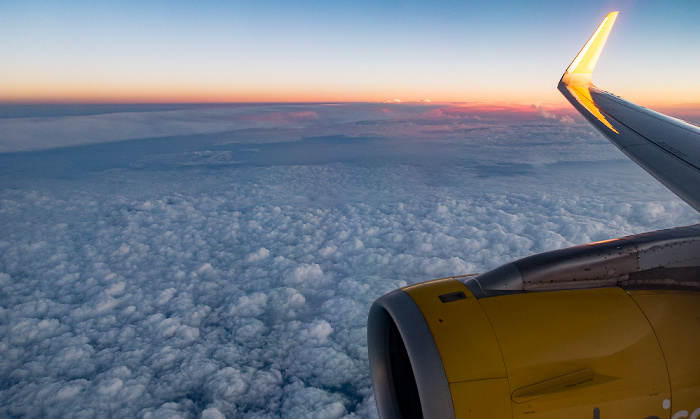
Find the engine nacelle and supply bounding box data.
[368,227,700,418]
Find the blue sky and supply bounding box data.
[1,0,699,104]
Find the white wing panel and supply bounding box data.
[558,13,700,212]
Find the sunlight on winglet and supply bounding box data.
[559,12,619,133]
[562,12,618,85]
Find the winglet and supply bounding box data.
[560,12,618,87]
[559,12,620,133]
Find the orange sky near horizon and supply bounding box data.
[4,81,700,112]
[3,68,699,110]
[2,2,699,110]
[0,75,571,105]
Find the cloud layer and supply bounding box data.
[1,104,698,417]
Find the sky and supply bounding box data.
[1,0,699,106]
[1,102,700,417]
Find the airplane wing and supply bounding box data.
[368,13,700,419]
[558,11,700,212]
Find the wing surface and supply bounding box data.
[558,12,700,212]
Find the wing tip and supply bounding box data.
[561,11,619,86]
[558,12,621,134]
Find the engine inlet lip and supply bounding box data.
[368,289,455,419]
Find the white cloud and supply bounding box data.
[287,263,331,288]
[1,103,698,417]
[533,104,557,119]
[245,247,270,263]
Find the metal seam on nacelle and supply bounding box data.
[464,224,700,298]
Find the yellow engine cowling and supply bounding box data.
[367,225,700,419]
[368,227,700,419]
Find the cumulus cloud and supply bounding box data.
[287,264,331,288]
[533,104,558,119]
[531,104,579,125]
[245,247,270,263]
[1,103,698,418]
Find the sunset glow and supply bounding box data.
[1,1,698,108]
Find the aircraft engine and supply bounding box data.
[368,226,700,418]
